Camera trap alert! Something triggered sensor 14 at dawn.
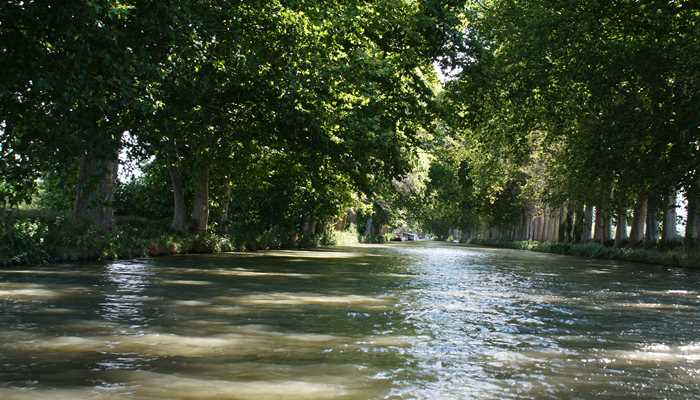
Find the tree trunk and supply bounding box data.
[168,165,188,232]
[629,193,648,245]
[219,183,232,228]
[614,209,628,247]
[594,207,611,244]
[662,191,679,244]
[554,208,561,241]
[541,215,546,241]
[686,180,700,248]
[550,208,558,241]
[604,211,612,242]
[190,164,210,232]
[74,153,118,230]
[593,207,603,243]
[582,204,593,241]
[560,205,572,242]
[301,219,316,247]
[645,207,659,244]
[572,203,584,242]
[542,208,549,241]
[365,217,373,239]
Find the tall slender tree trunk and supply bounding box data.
[686,180,700,248]
[74,153,118,230]
[594,207,603,243]
[551,208,560,242]
[572,203,584,242]
[557,206,569,242]
[168,165,187,232]
[687,193,697,247]
[190,164,210,232]
[541,216,546,241]
[542,208,549,241]
[662,191,678,244]
[521,212,529,240]
[582,204,593,241]
[219,183,232,229]
[365,217,373,240]
[614,209,628,247]
[629,193,648,245]
[594,207,611,244]
[645,207,659,244]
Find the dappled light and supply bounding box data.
[223,293,394,309]
[257,250,377,259]
[2,243,700,398]
[0,282,92,301]
[2,0,698,397]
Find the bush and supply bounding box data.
[186,232,232,254]
[0,210,232,266]
[324,223,360,246]
[1,208,373,267]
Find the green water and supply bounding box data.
[1,242,699,399]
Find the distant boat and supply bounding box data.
[391,233,419,241]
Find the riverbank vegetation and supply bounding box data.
[470,239,700,269]
[1,1,699,267]
[407,1,700,267]
[0,1,464,265]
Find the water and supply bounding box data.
[0,242,699,399]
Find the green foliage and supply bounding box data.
[114,164,172,220]
[326,223,361,246]
[1,0,467,249]
[447,0,699,206]
[471,239,700,268]
[4,0,697,266]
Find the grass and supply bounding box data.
[469,239,700,268]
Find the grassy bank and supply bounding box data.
[469,239,700,268]
[0,210,354,267]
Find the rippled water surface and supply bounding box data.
[1,242,699,399]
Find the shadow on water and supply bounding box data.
[0,247,416,399]
[1,242,700,399]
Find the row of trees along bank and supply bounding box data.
[411,0,699,256]
[2,1,699,265]
[449,198,685,248]
[0,1,466,259]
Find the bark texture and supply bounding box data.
[582,204,594,241]
[629,193,648,245]
[74,153,118,230]
[168,165,188,232]
[645,207,659,244]
[190,164,210,232]
[614,209,628,247]
[662,191,678,243]
[686,180,700,247]
[594,207,610,244]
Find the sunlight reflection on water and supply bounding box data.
[0,243,699,399]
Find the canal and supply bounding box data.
[1,242,699,399]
